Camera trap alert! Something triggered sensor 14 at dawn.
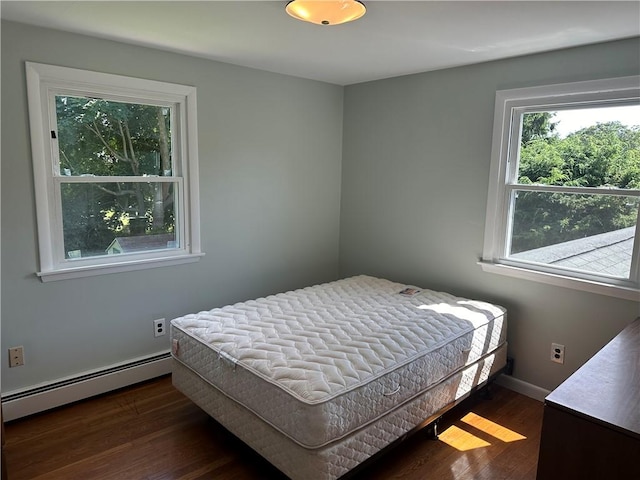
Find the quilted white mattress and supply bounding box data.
[170,275,506,449]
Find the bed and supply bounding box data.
[170,275,507,479]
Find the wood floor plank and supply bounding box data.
[4,375,543,480]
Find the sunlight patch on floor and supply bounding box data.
[438,425,491,451]
[461,412,527,442]
[438,412,527,451]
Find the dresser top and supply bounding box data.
[545,317,640,439]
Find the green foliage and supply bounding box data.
[57,96,170,176]
[520,112,557,145]
[518,139,567,185]
[56,96,174,257]
[512,116,640,254]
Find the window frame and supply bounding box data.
[26,62,203,281]
[480,76,640,301]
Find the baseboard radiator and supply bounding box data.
[1,351,171,421]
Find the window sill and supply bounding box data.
[37,253,205,282]
[478,261,639,301]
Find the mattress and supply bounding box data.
[170,275,507,450]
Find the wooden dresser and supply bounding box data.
[536,317,640,480]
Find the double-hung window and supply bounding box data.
[26,62,202,281]
[481,76,640,300]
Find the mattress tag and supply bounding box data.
[172,339,180,356]
[399,287,421,296]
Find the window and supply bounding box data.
[26,62,202,281]
[481,76,640,300]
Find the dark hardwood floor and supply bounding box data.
[4,375,543,480]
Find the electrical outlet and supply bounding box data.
[154,318,166,337]
[9,346,25,367]
[551,343,565,364]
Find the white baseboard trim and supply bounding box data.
[495,374,551,402]
[1,351,171,421]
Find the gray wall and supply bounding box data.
[340,38,640,391]
[1,21,343,392]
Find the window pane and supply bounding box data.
[518,105,640,188]
[56,96,172,177]
[509,190,638,278]
[61,182,177,259]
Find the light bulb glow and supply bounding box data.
[285,1,366,26]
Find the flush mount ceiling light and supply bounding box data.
[285,0,366,26]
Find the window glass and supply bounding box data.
[56,96,172,177]
[60,182,177,259]
[55,95,178,261]
[509,105,640,280]
[509,191,638,278]
[517,106,640,188]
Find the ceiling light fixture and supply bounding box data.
[285,0,366,26]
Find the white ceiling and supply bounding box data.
[2,1,639,85]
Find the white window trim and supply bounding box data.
[26,62,203,281]
[480,76,640,301]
